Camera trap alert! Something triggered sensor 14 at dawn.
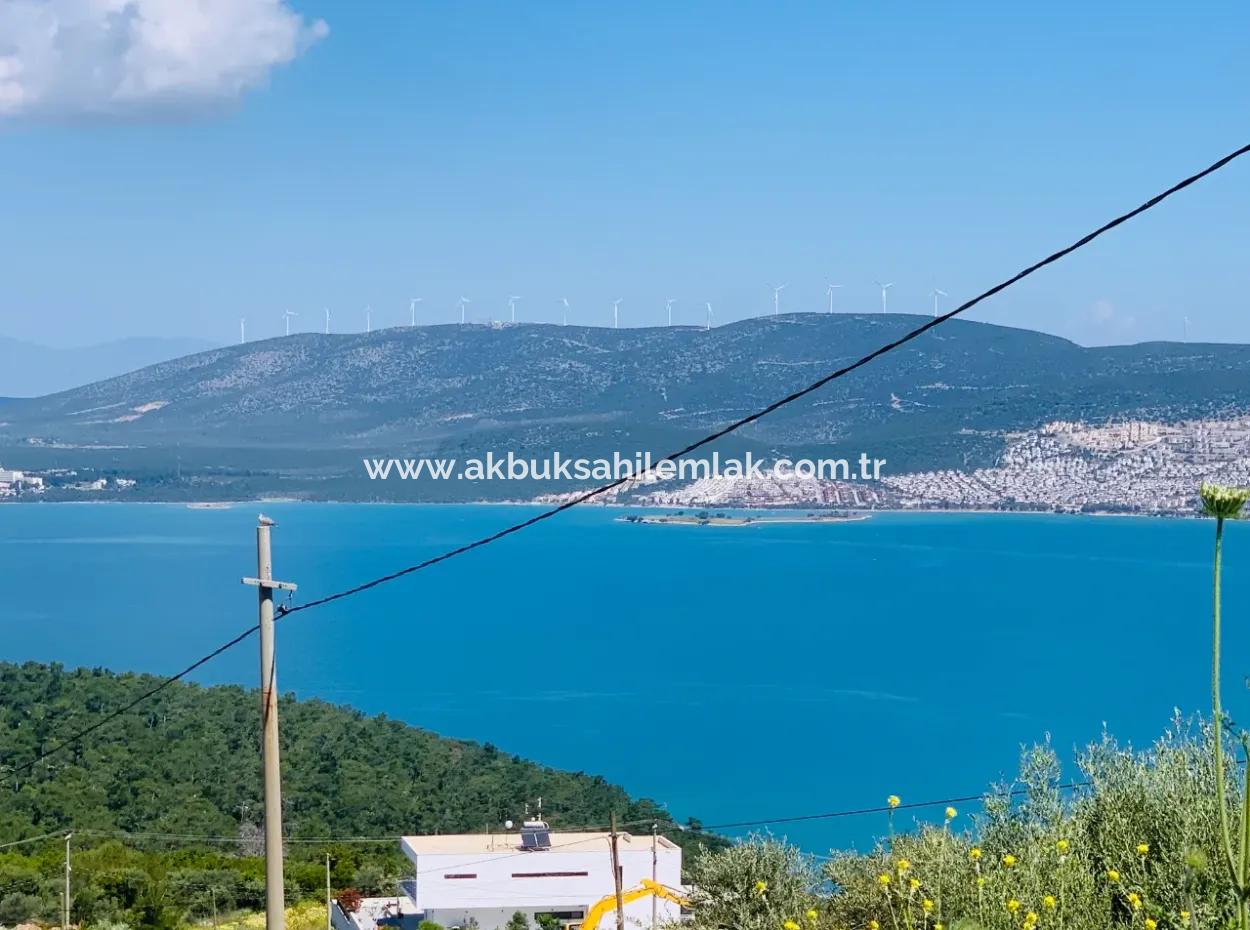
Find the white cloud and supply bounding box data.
[0,0,327,120]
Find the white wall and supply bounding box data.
[402,841,682,930]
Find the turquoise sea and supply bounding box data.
[2,504,1248,852]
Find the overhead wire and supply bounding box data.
[6,140,1248,794]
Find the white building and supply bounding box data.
[0,467,43,494]
[396,828,683,930]
[333,896,421,930]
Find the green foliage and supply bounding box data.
[418,920,445,930]
[504,911,530,930]
[0,891,48,925]
[688,721,1240,930]
[0,661,658,841]
[0,661,717,929]
[684,836,820,930]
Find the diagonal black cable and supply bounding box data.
[8,141,1248,779]
[282,141,1250,619]
[5,626,257,777]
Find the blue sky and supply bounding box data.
[0,0,1247,347]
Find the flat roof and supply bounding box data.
[401,831,677,854]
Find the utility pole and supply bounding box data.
[326,854,333,930]
[243,515,298,930]
[650,822,658,930]
[609,813,625,930]
[63,832,72,930]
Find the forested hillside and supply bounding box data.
[0,662,716,928]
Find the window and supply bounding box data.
[511,871,590,879]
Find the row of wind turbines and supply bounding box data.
[237,282,954,344]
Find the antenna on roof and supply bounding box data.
[519,798,551,849]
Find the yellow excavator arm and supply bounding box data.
[580,879,688,930]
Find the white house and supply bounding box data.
[397,828,683,930]
[333,896,421,930]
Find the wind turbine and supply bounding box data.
[705,301,713,331]
[930,287,948,318]
[561,297,570,326]
[772,283,787,317]
[324,308,331,334]
[666,298,676,326]
[365,305,372,333]
[875,281,894,314]
[612,298,622,329]
[458,296,470,325]
[508,295,522,324]
[239,318,246,344]
[825,283,843,314]
[283,309,298,336]
[409,297,423,327]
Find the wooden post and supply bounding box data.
[609,813,625,930]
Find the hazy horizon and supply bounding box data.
[6,307,1250,354]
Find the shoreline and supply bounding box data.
[618,512,871,527]
[0,497,1202,520]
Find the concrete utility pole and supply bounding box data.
[650,822,658,930]
[609,813,625,930]
[243,515,298,930]
[326,854,333,930]
[63,832,72,930]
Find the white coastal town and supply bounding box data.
[536,416,1250,516]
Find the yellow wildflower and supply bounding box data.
[1006,899,1021,913]
[1127,892,1142,911]
[976,877,986,888]
[785,922,801,930]
[896,859,911,875]
[1145,921,1157,930]
[922,900,934,914]
[1106,869,1120,883]
[1180,912,1191,922]
[877,874,891,888]
[969,847,983,861]
[1043,895,1057,910]
[806,910,819,921]
[1003,854,1018,868]
[887,795,901,809]
[1056,839,1070,854]
[1137,843,1150,856]
[869,922,880,930]
[1024,913,1038,927]
[908,878,921,892]
[945,807,957,820]
[935,925,944,930]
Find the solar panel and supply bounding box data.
[520,829,552,849]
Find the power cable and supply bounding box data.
[7,141,1248,782]
[0,830,68,850]
[280,141,1250,620]
[5,625,257,777]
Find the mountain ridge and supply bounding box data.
[2,314,1248,499]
